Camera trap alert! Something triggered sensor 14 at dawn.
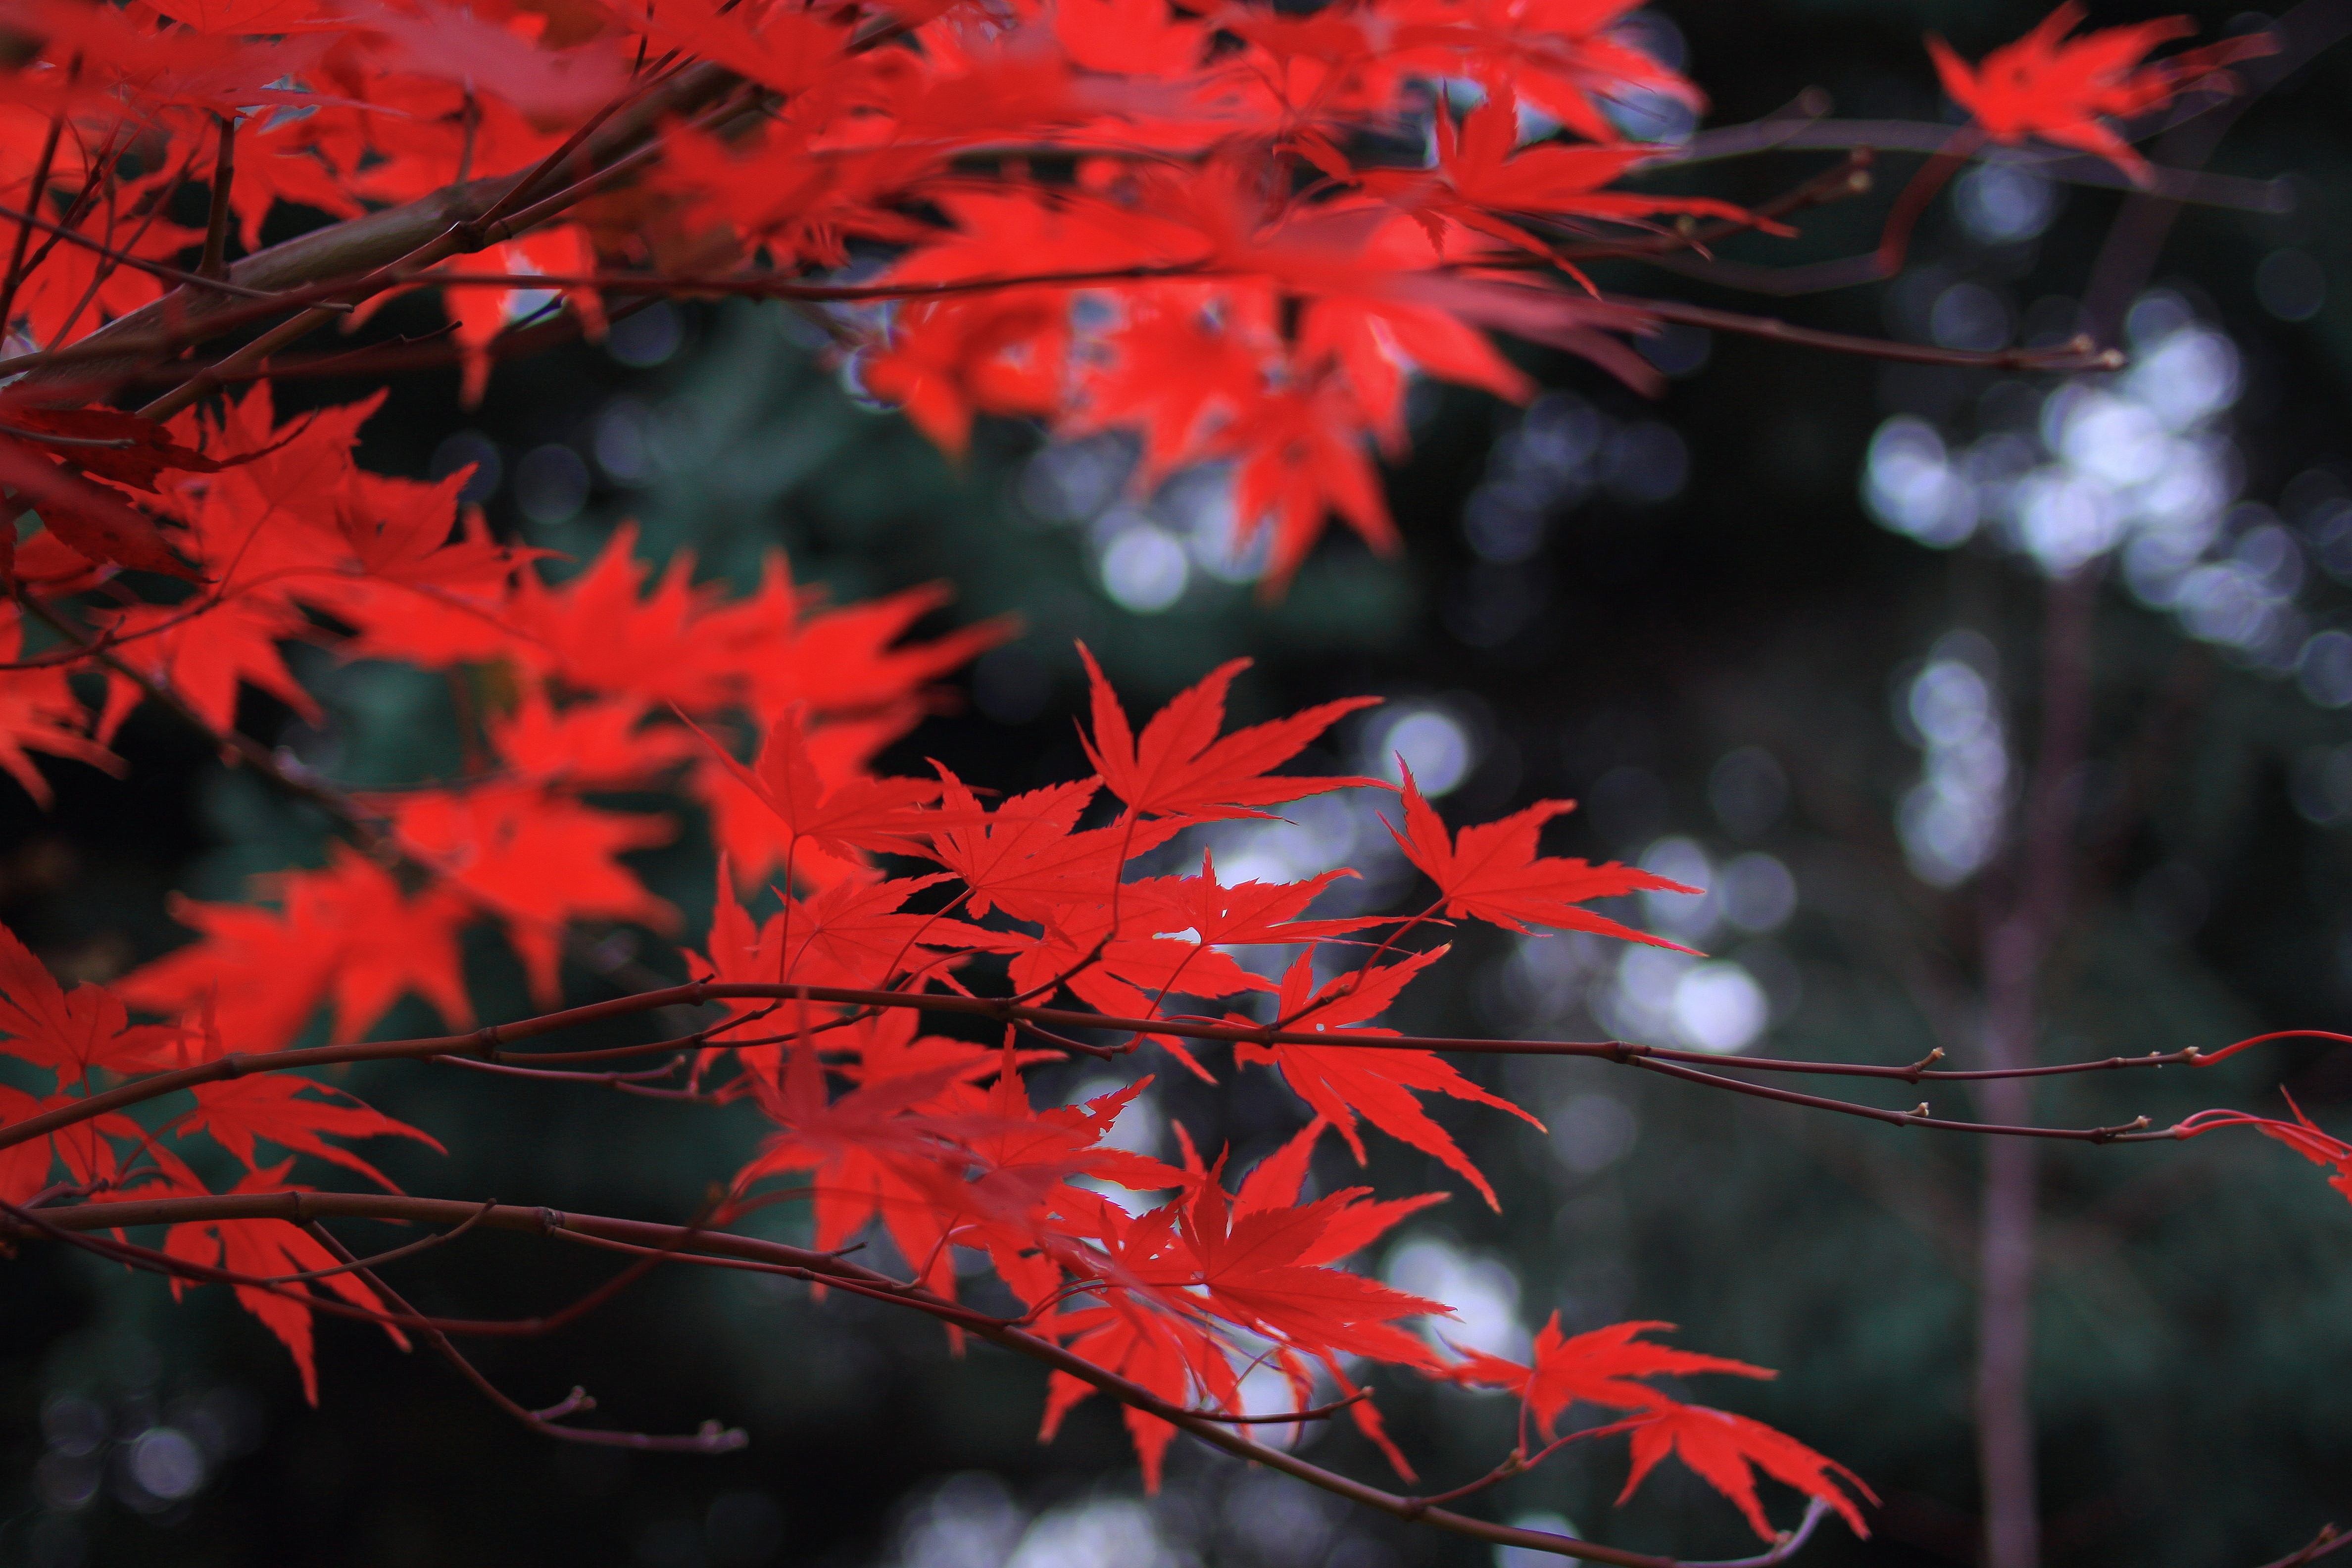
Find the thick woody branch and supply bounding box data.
[0,197,343,308]
[0,62,740,397]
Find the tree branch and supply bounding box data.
[0,62,741,398]
[297,1218,746,1452]
[198,113,236,282]
[4,1188,1798,1567]
[1666,117,2293,213]
[0,977,2266,1161]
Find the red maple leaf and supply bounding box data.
[1175,1148,1446,1372]
[1617,1402,1876,1540]
[117,846,474,1054]
[1446,1315,1773,1433]
[1043,1291,1231,1488]
[741,1035,987,1183]
[384,782,675,1005]
[1229,1114,1448,1265]
[725,573,1016,719]
[0,604,122,807]
[695,707,933,895]
[684,703,948,867]
[47,1100,200,1198]
[735,1037,1072,1303]
[1027,857,1395,1062]
[1053,0,1210,75]
[1045,1119,1444,1485]
[163,1164,408,1405]
[859,287,1073,458]
[1928,3,2276,181]
[331,467,533,592]
[0,406,235,493]
[500,523,738,709]
[178,1074,442,1192]
[1220,373,1398,589]
[922,769,1183,920]
[1078,290,1268,477]
[1153,855,1387,947]
[903,1066,1190,1302]
[93,593,320,746]
[0,1083,55,1204]
[1078,645,1382,820]
[998,899,1253,1079]
[701,871,1016,995]
[1386,762,1696,948]
[1360,88,1764,260]
[488,693,698,791]
[663,121,938,272]
[0,920,181,1087]
[1236,947,1538,1208]
[0,438,205,582]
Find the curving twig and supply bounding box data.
[298,1218,746,1452]
[249,1199,496,1284]
[0,977,2303,1163]
[10,1188,1824,1567]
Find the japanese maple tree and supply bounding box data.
[0,0,2336,1560]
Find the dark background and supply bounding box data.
[3,1,2350,1564]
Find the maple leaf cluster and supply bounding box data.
[0,0,2324,1551]
[0,0,1735,587]
[0,524,1856,1533]
[0,0,2261,596]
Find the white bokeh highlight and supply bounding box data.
[1366,706,1476,796]
[1385,1236,1530,1361]
[1898,654,2009,887]
[1862,292,2330,682]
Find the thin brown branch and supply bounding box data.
[437,1053,690,1086]
[44,145,195,354]
[0,81,68,333]
[1688,1501,1835,1568]
[1,1195,695,1340]
[0,976,2233,1164]
[0,423,134,449]
[1184,1388,1370,1423]
[2254,1524,2349,1568]
[6,1189,1757,1566]
[299,1219,746,1452]
[199,113,236,282]
[1666,117,2292,213]
[250,1199,494,1283]
[1547,147,1874,263]
[14,591,389,830]
[1598,294,2121,373]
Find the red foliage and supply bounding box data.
[0,0,2322,1552]
[1929,2,2276,180]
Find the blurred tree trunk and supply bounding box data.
[1975,567,2097,1568]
